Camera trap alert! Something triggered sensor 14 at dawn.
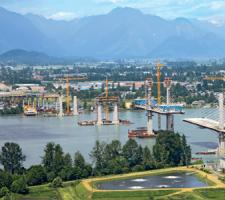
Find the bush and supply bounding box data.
[27,165,47,186]
[0,171,13,188]
[11,177,29,194]
[0,187,9,198]
[47,171,56,182]
[50,177,63,188]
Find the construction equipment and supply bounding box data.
[57,75,87,115]
[156,61,164,105]
[155,61,164,130]
[103,78,114,121]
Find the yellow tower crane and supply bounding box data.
[58,75,87,115]
[156,61,164,105]
[155,61,163,130]
[104,78,113,121]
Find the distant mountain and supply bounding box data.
[0,7,62,56]
[0,6,225,59]
[0,49,57,65]
[0,49,97,65]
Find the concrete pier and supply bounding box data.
[58,95,64,117]
[166,114,174,132]
[113,103,119,124]
[147,111,154,135]
[73,96,78,116]
[97,103,103,125]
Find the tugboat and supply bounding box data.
[24,105,37,116]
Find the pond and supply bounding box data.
[97,172,209,190]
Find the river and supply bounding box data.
[0,108,220,167]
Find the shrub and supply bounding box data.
[27,165,47,186]
[50,177,63,188]
[11,177,29,194]
[0,187,9,198]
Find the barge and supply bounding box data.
[128,127,156,138]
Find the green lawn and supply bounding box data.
[14,184,60,200]
[6,180,225,200]
[92,190,177,200]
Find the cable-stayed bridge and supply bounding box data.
[184,93,225,158]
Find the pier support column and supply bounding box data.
[166,114,174,132]
[113,103,119,125]
[97,103,103,125]
[218,133,225,157]
[158,114,161,130]
[73,96,78,116]
[58,96,64,117]
[147,111,154,135]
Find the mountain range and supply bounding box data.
[0,6,225,59]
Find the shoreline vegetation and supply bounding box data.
[0,131,191,199]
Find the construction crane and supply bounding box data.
[57,75,87,115]
[156,61,164,105]
[97,78,119,122]
[104,78,112,121]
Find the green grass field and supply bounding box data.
[5,182,225,200]
[3,167,224,200]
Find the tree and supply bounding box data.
[104,140,122,161]
[181,135,191,166]
[64,153,73,169]
[11,176,29,194]
[27,165,47,186]
[53,144,64,174]
[74,151,91,179]
[122,139,139,168]
[153,131,190,167]
[42,143,55,172]
[74,151,85,169]
[0,143,25,174]
[142,147,155,170]
[90,141,106,175]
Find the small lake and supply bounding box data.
[97,172,209,190]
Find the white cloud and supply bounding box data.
[48,11,77,21]
[210,1,225,10]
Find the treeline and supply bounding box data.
[0,131,191,198]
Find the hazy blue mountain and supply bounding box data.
[0,7,61,56]
[0,49,57,64]
[1,6,225,59]
[0,49,97,65]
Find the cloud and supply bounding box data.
[48,11,77,21]
[210,1,225,10]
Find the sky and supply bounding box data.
[0,0,225,24]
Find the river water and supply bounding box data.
[0,108,220,167]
